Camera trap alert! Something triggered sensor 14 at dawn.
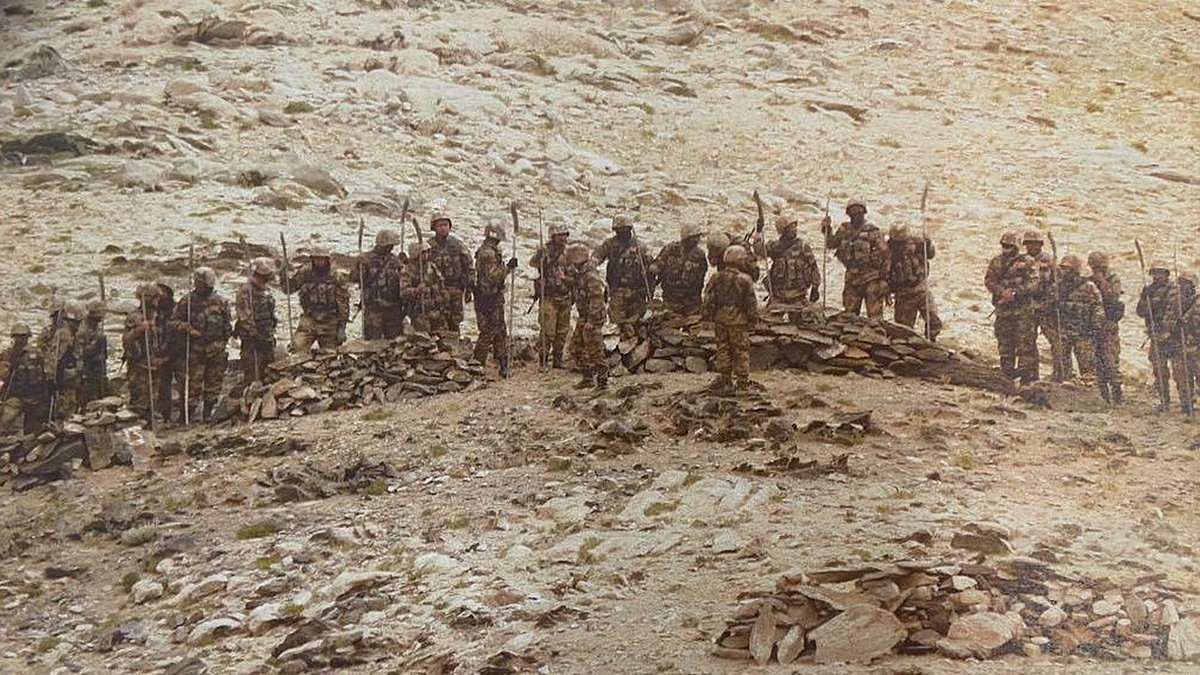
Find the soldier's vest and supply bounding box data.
[429,238,468,288]
[574,272,608,324]
[710,271,752,325]
[1093,272,1123,323]
[124,313,162,366]
[364,252,403,305]
[889,239,927,289]
[1143,284,1171,329]
[660,244,706,295]
[605,241,649,292]
[195,294,233,344]
[769,237,816,293]
[240,286,277,338]
[8,348,46,398]
[474,243,505,299]
[837,225,884,271]
[1060,279,1096,331]
[79,324,107,373]
[299,275,340,316]
[538,246,570,298]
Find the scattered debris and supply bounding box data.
[258,455,398,502]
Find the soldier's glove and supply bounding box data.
[506,258,518,270]
[189,327,202,337]
[809,287,820,303]
[820,214,832,234]
[998,289,1016,305]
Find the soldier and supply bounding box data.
[235,257,278,392]
[78,301,109,406]
[1089,251,1124,404]
[404,242,447,335]
[284,246,350,353]
[1136,262,1173,412]
[709,230,762,280]
[593,216,652,341]
[755,215,821,324]
[0,323,48,435]
[171,267,232,422]
[702,245,759,393]
[985,232,1039,384]
[1022,231,1064,382]
[473,221,518,376]
[426,211,474,339]
[564,243,608,389]
[530,223,572,368]
[651,222,708,316]
[123,285,166,423]
[1161,272,1198,416]
[155,279,182,422]
[888,225,942,340]
[42,301,83,419]
[822,199,889,319]
[1054,255,1103,382]
[354,229,407,339]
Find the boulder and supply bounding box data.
[808,604,905,663]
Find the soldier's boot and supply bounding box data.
[498,357,511,379]
[575,372,595,390]
[552,347,565,370]
[203,399,216,423]
[735,377,753,393]
[1097,381,1111,404]
[1111,382,1123,405]
[709,375,733,394]
[593,370,608,390]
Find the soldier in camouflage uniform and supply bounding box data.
[1088,251,1124,404]
[235,258,278,393]
[1161,271,1197,416]
[702,245,759,393]
[123,285,167,423]
[822,199,889,319]
[473,221,519,376]
[593,216,652,341]
[985,232,1039,384]
[403,242,447,335]
[426,212,474,339]
[170,267,232,422]
[0,323,48,435]
[354,229,407,340]
[888,225,942,340]
[1053,255,1102,382]
[78,301,109,406]
[530,223,572,368]
[155,279,182,422]
[755,215,821,325]
[1022,231,1065,382]
[565,243,609,389]
[651,222,708,316]
[1136,262,1173,411]
[284,246,350,353]
[709,230,762,280]
[40,301,83,420]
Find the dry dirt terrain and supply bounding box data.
[1,0,1200,672]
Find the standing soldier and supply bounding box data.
[530,223,572,369]
[171,267,232,422]
[702,245,759,393]
[0,324,48,435]
[78,301,109,406]
[426,211,474,339]
[1054,255,1103,381]
[822,199,889,319]
[42,302,83,419]
[755,215,821,324]
[710,230,763,280]
[1161,272,1197,416]
[651,223,708,316]
[564,243,608,389]
[1136,262,1173,412]
[473,221,518,376]
[235,257,278,392]
[888,225,942,340]
[284,246,350,352]
[593,216,652,341]
[123,285,165,423]
[1022,231,1062,382]
[404,243,447,335]
[155,279,181,422]
[985,232,1039,384]
[354,229,407,339]
[1088,252,1124,404]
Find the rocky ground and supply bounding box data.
[2,0,1200,672]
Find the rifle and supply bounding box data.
[1174,247,1194,417]
[752,190,773,301]
[184,244,194,426]
[536,206,547,372]
[507,202,519,377]
[279,233,295,347]
[920,183,932,340]
[1136,239,1168,410]
[1046,231,1066,380]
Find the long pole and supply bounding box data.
[47,308,62,420]
[632,224,653,322]
[537,206,547,373]
[920,183,931,340]
[508,203,519,378]
[279,233,295,347]
[1174,246,1194,417]
[1136,239,1167,410]
[753,190,773,301]
[357,217,366,335]
[1046,231,1066,380]
[822,193,830,312]
[184,244,194,426]
[141,294,156,431]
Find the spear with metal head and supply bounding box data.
[753,190,773,302]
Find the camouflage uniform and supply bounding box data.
[472,227,514,373]
[1054,256,1102,381]
[709,231,762,281]
[170,270,232,421]
[285,258,350,352]
[888,227,942,340]
[403,245,447,335]
[235,263,278,391]
[77,305,109,406]
[123,289,168,422]
[594,218,652,340]
[1136,272,1173,409]
[0,328,48,435]
[702,247,759,390]
[1089,253,1123,403]
[1023,234,1065,382]
[354,233,408,340]
[755,217,821,325]
[824,201,889,318]
[530,233,572,368]
[155,284,183,422]
[984,234,1039,383]
[1161,275,1198,415]
[427,234,474,339]
[652,226,708,316]
[39,306,82,420]
[566,245,609,388]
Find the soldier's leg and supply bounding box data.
[713,325,732,378]
[994,316,1016,378]
[842,283,864,316]
[1016,313,1039,385]
[472,304,494,365]
[363,308,382,340]
[1170,351,1193,412]
[587,325,607,387]
[553,301,572,366]
[492,304,509,366]
[537,301,553,366]
[204,349,228,420]
[292,316,318,354]
[893,290,917,328]
[0,398,22,434]
[1074,333,1096,378]
[238,344,257,394]
[443,291,464,339]
[1041,316,1067,382]
[864,280,887,320]
[127,364,151,419]
[732,325,751,388]
[316,320,342,350]
[609,291,632,340]
[156,362,173,423]
[1150,343,1170,408]
[21,397,47,434]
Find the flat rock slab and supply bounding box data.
[809,604,905,664]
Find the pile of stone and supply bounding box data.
[713,557,1199,665]
[0,397,154,490]
[243,334,486,421]
[258,455,398,503]
[611,309,1014,394]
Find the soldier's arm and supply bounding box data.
[751,232,767,259]
[701,277,717,321]
[235,288,259,338]
[742,276,759,322]
[1135,289,1148,319]
[824,224,845,250]
[528,248,543,270]
[591,240,611,267]
[984,261,1003,297]
[925,238,936,260]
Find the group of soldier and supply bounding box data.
[0,198,1187,435]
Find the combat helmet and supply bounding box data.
[845,198,868,214]
[375,229,401,248]
[548,223,570,238]
[774,216,797,234]
[10,323,31,337]
[723,245,750,267]
[1000,232,1020,247]
[484,221,507,242]
[1022,230,1045,245]
[563,243,592,267]
[1058,255,1082,273]
[194,266,217,288]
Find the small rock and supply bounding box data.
[1092,599,1120,617]
[1038,605,1067,628]
[131,579,164,604]
[938,612,1021,659]
[188,616,243,644]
